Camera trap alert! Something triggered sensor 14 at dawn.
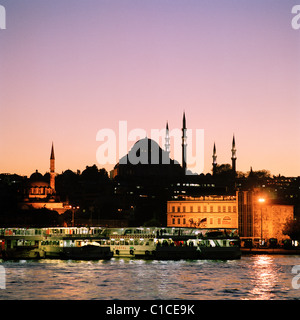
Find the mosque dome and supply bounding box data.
[117,137,171,166]
[113,137,182,178]
[30,170,45,182]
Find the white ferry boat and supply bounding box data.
[40,227,113,260]
[0,228,43,259]
[101,227,241,260]
[101,227,157,258]
[0,227,240,260]
[0,227,113,260]
[153,228,240,260]
[188,229,241,260]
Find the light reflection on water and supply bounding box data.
[248,256,291,300]
[250,256,277,299]
[0,255,299,300]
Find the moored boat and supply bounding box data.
[101,227,157,258]
[0,227,241,260]
[188,229,241,260]
[0,227,113,260]
[153,228,241,260]
[39,227,113,260]
[60,242,113,260]
[102,227,241,260]
[0,228,43,260]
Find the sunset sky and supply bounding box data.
[0,0,299,177]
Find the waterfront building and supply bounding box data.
[167,194,238,229]
[238,188,293,244]
[167,189,294,245]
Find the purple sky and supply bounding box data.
[0,0,299,177]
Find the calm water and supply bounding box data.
[0,255,299,300]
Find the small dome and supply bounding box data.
[30,170,44,182]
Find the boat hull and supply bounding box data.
[152,246,199,260]
[60,245,113,260]
[1,247,41,260]
[198,246,241,260]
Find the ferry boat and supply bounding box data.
[0,228,43,259]
[0,227,240,260]
[0,227,113,260]
[101,227,157,258]
[153,228,240,260]
[101,227,241,260]
[39,237,113,260]
[188,229,241,260]
[40,227,113,260]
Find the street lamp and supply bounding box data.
[258,198,265,246]
[72,206,80,227]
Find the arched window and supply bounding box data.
[222,216,231,225]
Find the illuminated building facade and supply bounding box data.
[253,203,293,243]
[167,194,238,229]
[238,188,294,243]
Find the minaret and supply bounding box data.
[212,142,217,176]
[165,121,170,156]
[50,143,55,191]
[182,112,187,174]
[231,134,237,174]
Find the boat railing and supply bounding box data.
[0,228,42,237]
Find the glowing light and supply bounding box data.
[258,198,265,203]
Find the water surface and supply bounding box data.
[0,255,299,300]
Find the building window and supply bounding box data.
[183,218,186,225]
[210,218,213,225]
[233,206,236,213]
[204,206,207,212]
[223,206,226,212]
[178,218,180,224]
[228,206,231,212]
[177,207,180,213]
[210,206,213,213]
[218,218,221,224]
[172,206,175,213]
[172,218,175,225]
[198,206,201,212]
[218,206,221,212]
[183,206,186,213]
[190,206,193,213]
[222,216,231,225]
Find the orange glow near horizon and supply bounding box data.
[0,1,299,177]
